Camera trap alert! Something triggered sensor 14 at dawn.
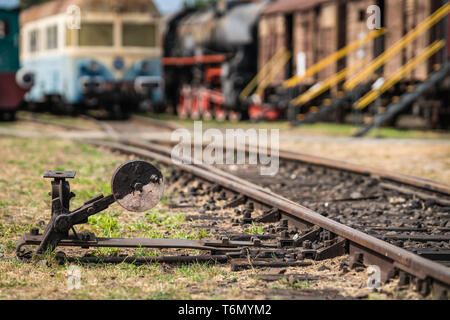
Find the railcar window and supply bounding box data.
[46,25,58,49]
[79,23,113,46]
[0,20,8,38]
[122,23,156,47]
[66,27,76,46]
[29,30,39,52]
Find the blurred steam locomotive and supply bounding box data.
[20,0,163,119]
[163,0,271,121]
[0,2,34,121]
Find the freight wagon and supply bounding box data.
[257,0,449,130]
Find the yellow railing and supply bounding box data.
[355,40,445,109]
[344,3,450,91]
[283,28,386,88]
[255,50,292,97]
[239,46,288,100]
[291,58,368,106]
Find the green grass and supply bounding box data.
[244,222,265,235]
[278,278,310,290]
[88,212,121,237]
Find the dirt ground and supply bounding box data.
[279,139,450,183]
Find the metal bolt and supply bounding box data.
[30,227,39,235]
[251,237,261,246]
[221,237,230,245]
[134,182,143,192]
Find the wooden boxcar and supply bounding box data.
[259,0,344,88]
[259,0,449,85]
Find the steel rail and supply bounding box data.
[85,139,450,289]
[146,138,450,196]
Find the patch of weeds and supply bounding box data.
[133,246,159,258]
[94,247,120,257]
[144,210,185,230]
[175,263,225,282]
[146,288,181,300]
[268,284,283,290]
[0,279,38,288]
[172,228,211,240]
[279,278,310,290]
[2,239,17,253]
[175,263,210,282]
[159,194,171,205]
[78,144,103,157]
[128,219,154,233]
[88,213,121,237]
[195,229,211,239]
[367,293,384,300]
[244,222,265,235]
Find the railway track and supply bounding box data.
[11,115,450,298]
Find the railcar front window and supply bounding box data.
[0,20,8,38]
[79,23,113,46]
[122,23,156,47]
[29,30,39,52]
[46,25,58,49]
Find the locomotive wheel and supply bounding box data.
[203,112,213,121]
[214,106,226,122]
[177,104,188,119]
[191,111,201,120]
[228,111,242,122]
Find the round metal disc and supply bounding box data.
[111,160,164,212]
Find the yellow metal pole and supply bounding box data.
[355,41,445,109]
[239,46,287,100]
[283,28,386,88]
[255,51,292,97]
[344,3,450,91]
[291,59,368,106]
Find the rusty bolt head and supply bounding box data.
[303,240,312,249]
[133,182,144,192]
[251,237,261,246]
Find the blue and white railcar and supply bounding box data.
[20,0,163,118]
